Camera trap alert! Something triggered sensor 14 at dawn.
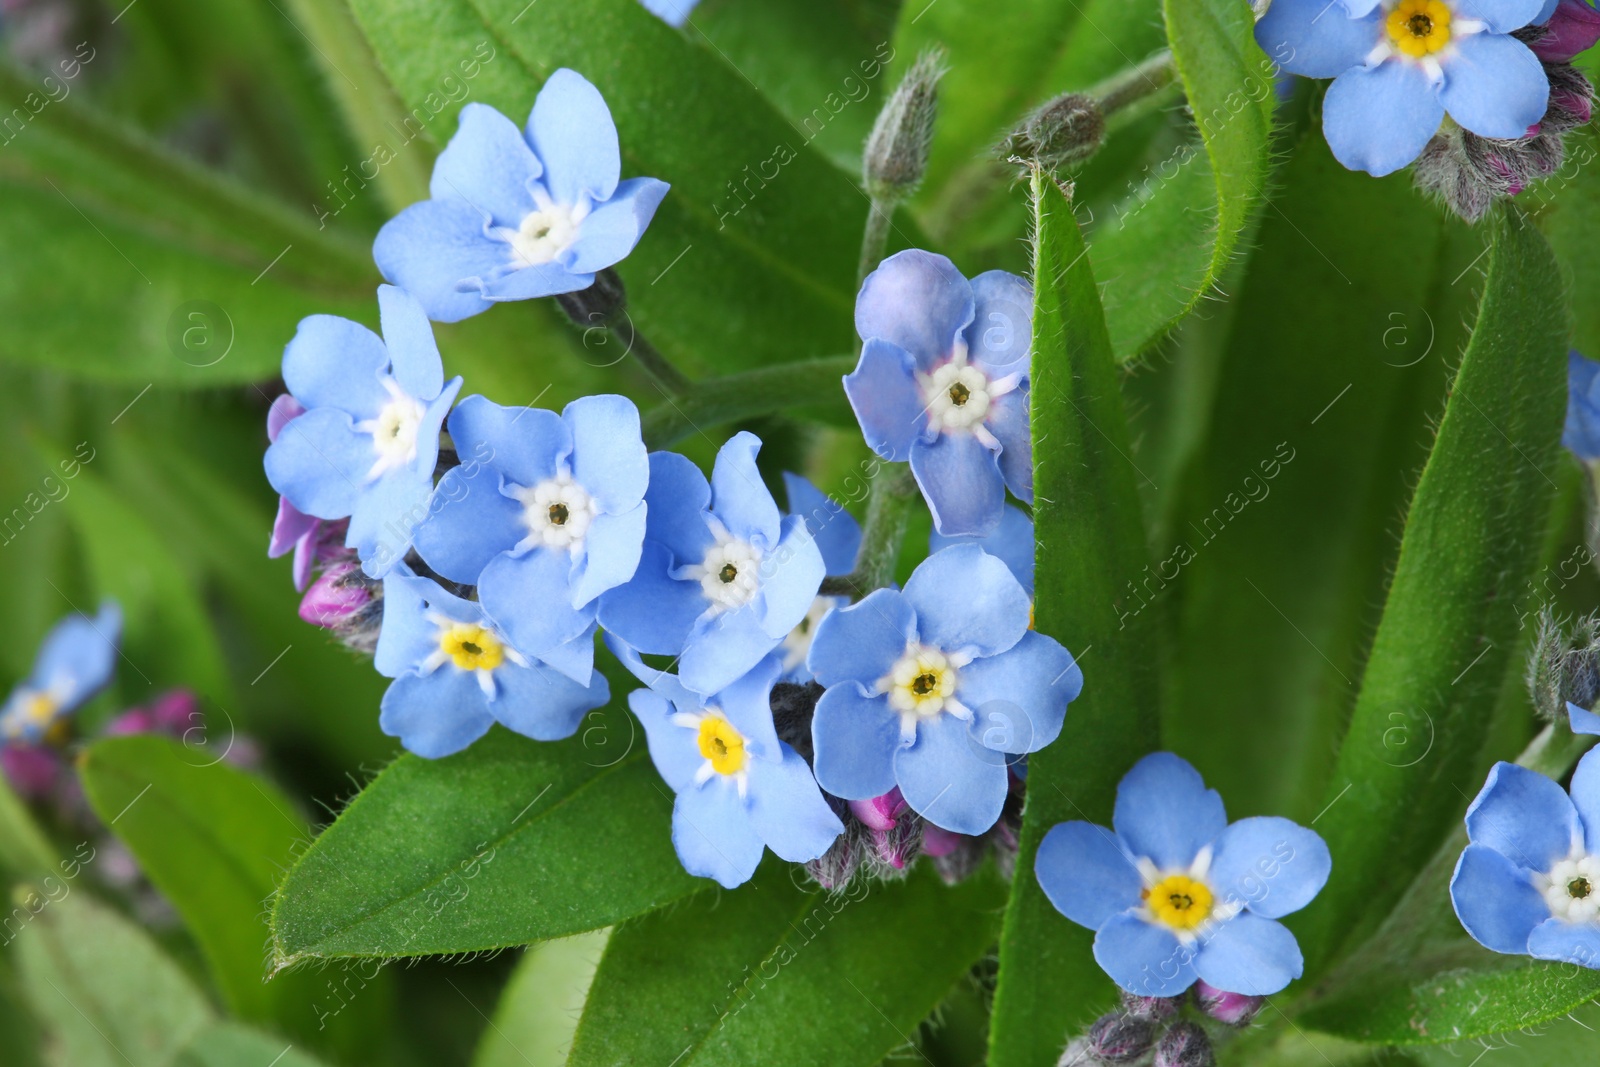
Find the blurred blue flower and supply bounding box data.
[611,638,843,888]
[264,286,462,579]
[844,250,1033,537]
[638,0,701,24]
[412,394,647,684]
[1571,701,1600,735]
[0,602,121,746]
[930,502,1034,597]
[777,473,861,680]
[597,433,826,697]
[807,544,1078,835]
[1451,752,1600,967]
[1564,351,1600,461]
[374,570,608,758]
[1036,752,1331,997]
[1256,0,1550,176]
[374,70,671,323]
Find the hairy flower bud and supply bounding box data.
[1002,93,1106,171]
[1154,1021,1216,1067]
[1120,990,1183,1022]
[863,48,945,202]
[1526,0,1600,63]
[1085,1011,1156,1063]
[1056,1036,1103,1066]
[1527,609,1600,723]
[1195,979,1265,1027]
[299,561,383,654]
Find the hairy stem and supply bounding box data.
[820,465,920,599]
[1090,50,1178,121]
[858,197,896,286]
[640,355,855,449]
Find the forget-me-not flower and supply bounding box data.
[610,638,843,888]
[807,544,1079,835]
[844,250,1033,537]
[777,472,861,680]
[637,0,701,24]
[597,433,826,697]
[1036,752,1332,997]
[0,602,121,747]
[264,286,462,579]
[1564,351,1600,461]
[412,394,647,685]
[1256,0,1551,176]
[374,70,671,323]
[266,394,345,592]
[374,569,608,758]
[930,502,1035,597]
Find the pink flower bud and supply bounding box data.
[299,563,372,628]
[849,787,908,831]
[1,743,62,799]
[921,824,963,858]
[1195,980,1265,1027]
[1531,0,1600,64]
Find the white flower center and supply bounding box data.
[884,644,961,719]
[782,596,841,672]
[356,377,427,482]
[510,474,595,551]
[1,689,58,741]
[505,200,587,269]
[921,361,992,431]
[1540,854,1600,923]
[689,535,763,613]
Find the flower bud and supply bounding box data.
[1002,93,1106,171]
[849,788,908,832]
[1527,0,1600,63]
[863,48,945,202]
[1120,990,1183,1022]
[804,834,860,890]
[1,743,62,800]
[1154,1021,1216,1067]
[1195,979,1265,1027]
[1527,609,1600,724]
[1085,1011,1156,1063]
[106,690,199,738]
[299,562,384,654]
[1056,1037,1102,1066]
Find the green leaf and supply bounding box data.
[270,722,699,965]
[344,0,866,376]
[1409,1002,1600,1066]
[13,890,215,1067]
[471,930,608,1067]
[986,172,1162,1067]
[1294,206,1569,974]
[1544,124,1600,356]
[174,1022,336,1067]
[0,774,56,879]
[569,863,1003,1067]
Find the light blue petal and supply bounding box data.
[596,541,705,655]
[448,394,569,490]
[782,473,861,577]
[373,199,505,323]
[1323,61,1444,177]
[281,314,388,415]
[348,469,436,578]
[1440,32,1549,138]
[1207,816,1331,919]
[491,658,608,742]
[376,285,444,400]
[1113,752,1228,870]
[1036,820,1144,929]
[746,744,845,862]
[931,504,1035,596]
[1568,748,1600,855]
[903,544,1030,659]
[411,465,524,585]
[1455,0,1547,33]
[527,69,621,206]
[894,712,1008,835]
[843,339,927,462]
[710,431,782,548]
[30,604,121,709]
[754,516,827,638]
[643,451,715,564]
[964,270,1033,375]
[531,623,598,685]
[1570,701,1600,736]
[373,569,436,678]
[630,687,702,793]
[428,102,541,228]
[570,505,647,608]
[379,671,496,758]
[1564,353,1600,459]
[565,177,671,274]
[1528,916,1600,968]
[855,249,975,369]
[679,606,782,698]
[988,387,1033,503]
[479,550,593,658]
[1532,0,1560,21]
[672,778,766,888]
[708,654,783,763]
[263,407,371,520]
[807,588,915,689]
[1192,912,1304,996]
[811,685,901,799]
[1093,912,1196,997]
[958,630,1080,754]
[1464,762,1581,873]
[1451,843,1548,954]
[910,432,1006,538]
[1255,0,1383,79]
[638,0,701,24]
[481,259,593,302]
[566,394,648,513]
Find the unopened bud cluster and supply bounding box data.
[1002,93,1107,171]
[1527,608,1600,724]
[863,48,946,202]
[1060,982,1261,1066]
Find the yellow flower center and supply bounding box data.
[1144,874,1215,931]
[438,624,505,672]
[697,716,747,776]
[887,646,958,717]
[1387,0,1452,57]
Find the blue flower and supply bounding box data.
[610,638,843,888]
[1571,700,1600,735]
[1256,0,1551,176]
[412,394,647,685]
[806,544,1079,835]
[1451,750,1600,967]
[1035,753,1332,997]
[0,602,121,746]
[638,0,701,24]
[930,502,1034,597]
[264,286,462,579]
[844,250,1033,537]
[1564,351,1600,461]
[374,70,671,323]
[597,433,827,697]
[777,473,861,680]
[374,570,608,758]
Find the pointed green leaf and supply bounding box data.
[471,930,608,1067]
[174,1023,335,1067]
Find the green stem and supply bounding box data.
[616,322,693,397]
[1089,50,1178,120]
[640,355,855,448]
[858,197,896,286]
[820,465,919,599]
